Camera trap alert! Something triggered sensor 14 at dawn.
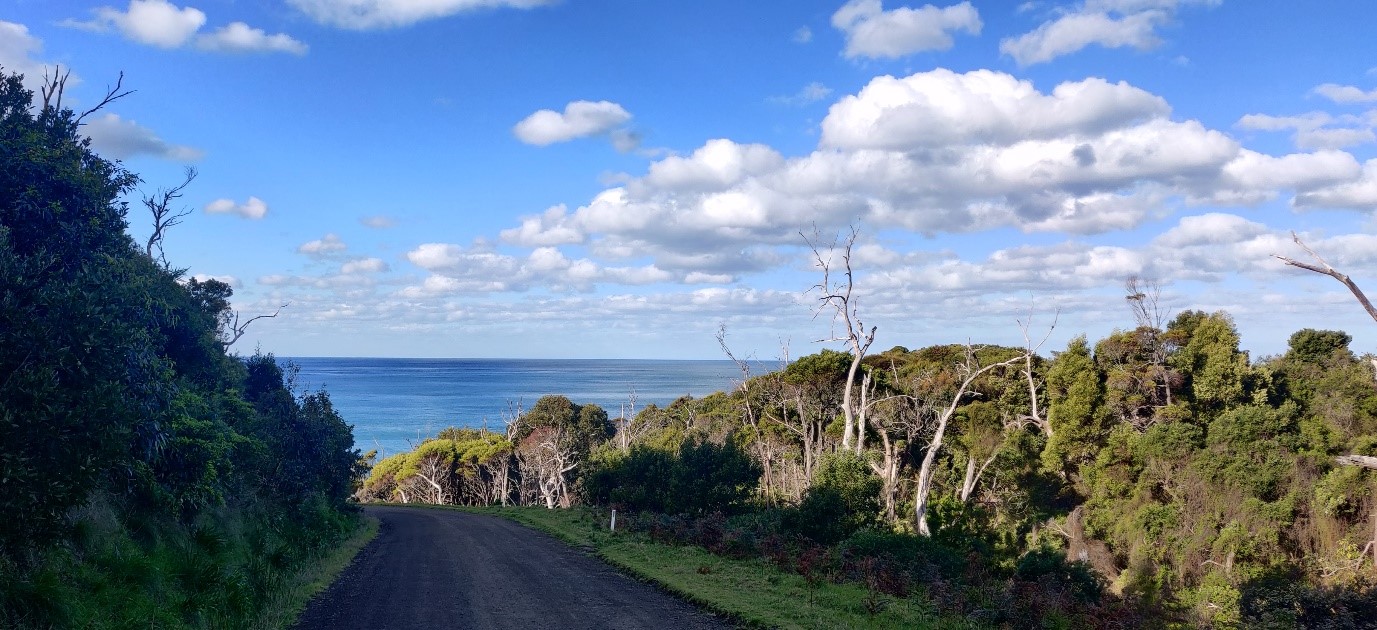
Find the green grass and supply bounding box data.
[1,498,376,630]
[441,505,985,629]
[271,513,379,628]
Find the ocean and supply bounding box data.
[287,357,751,458]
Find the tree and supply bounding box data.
[512,395,612,508]
[1274,232,1377,326]
[0,68,146,548]
[806,226,876,453]
[143,166,196,266]
[908,345,1026,536]
[1041,336,1108,483]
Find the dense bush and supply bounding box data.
[782,452,881,544]
[0,69,362,627]
[583,437,761,515]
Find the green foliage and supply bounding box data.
[0,68,362,626]
[584,437,761,516]
[1042,335,1108,480]
[0,69,148,549]
[518,394,614,456]
[784,452,881,544]
[1287,328,1354,365]
[1170,310,1251,416]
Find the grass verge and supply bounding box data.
[268,512,380,628]
[449,505,983,629]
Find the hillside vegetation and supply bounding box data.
[0,70,363,627]
[368,316,1377,626]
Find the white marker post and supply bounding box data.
[610,509,617,532]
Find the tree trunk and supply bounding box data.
[914,415,949,536]
[959,450,999,503]
[870,429,900,522]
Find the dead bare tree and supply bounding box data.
[222,303,288,349]
[1016,306,1059,436]
[616,387,639,451]
[1124,276,1175,408]
[1274,232,1377,325]
[144,167,197,266]
[912,346,1026,536]
[40,66,133,125]
[805,226,876,454]
[525,425,578,509]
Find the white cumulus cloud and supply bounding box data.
[513,100,632,146]
[0,21,55,94]
[832,0,981,59]
[196,22,308,55]
[74,0,206,48]
[204,197,268,219]
[341,257,389,274]
[1313,83,1377,104]
[66,1,306,54]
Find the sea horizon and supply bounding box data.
[285,357,769,458]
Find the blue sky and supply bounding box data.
[6,0,1377,360]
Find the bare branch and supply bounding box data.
[1016,304,1060,435]
[75,71,134,125]
[222,303,289,349]
[144,166,198,266]
[39,65,72,113]
[1274,231,1377,325]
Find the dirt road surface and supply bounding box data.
[293,506,730,630]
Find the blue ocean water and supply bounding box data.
[287,357,747,458]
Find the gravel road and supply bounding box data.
[293,506,730,630]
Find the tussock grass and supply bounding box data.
[450,505,984,629]
[270,513,379,628]
[1,496,373,630]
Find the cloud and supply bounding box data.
[73,0,206,48]
[768,82,834,106]
[1237,111,1375,150]
[513,100,633,146]
[793,26,813,43]
[0,21,55,94]
[832,0,981,59]
[501,205,584,246]
[287,0,556,29]
[341,257,389,274]
[195,22,308,55]
[299,233,347,257]
[1293,159,1377,211]
[484,67,1377,289]
[204,196,268,219]
[66,1,306,54]
[1313,83,1377,104]
[83,113,205,161]
[403,241,705,294]
[360,215,397,228]
[819,69,1169,150]
[1000,0,1218,66]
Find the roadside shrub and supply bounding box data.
[782,452,880,544]
[583,437,761,515]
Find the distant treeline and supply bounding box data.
[0,69,362,627]
[366,313,1377,626]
